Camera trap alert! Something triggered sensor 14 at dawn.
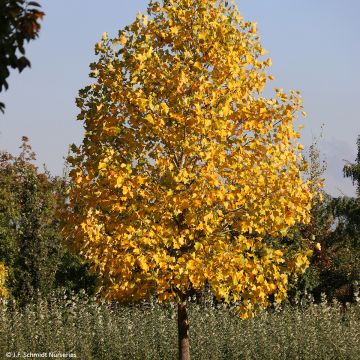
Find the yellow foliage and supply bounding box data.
[0,263,8,298]
[64,0,313,318]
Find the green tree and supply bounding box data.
[285,139,334,302]
[55,251,99,295]
[344,135,360,197]
[0,137,63,302]
[0,137,97,304]
[0,0,44,112]
[299,135,360,303]
[320,135,360,301]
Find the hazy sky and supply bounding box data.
[1,0,359,196]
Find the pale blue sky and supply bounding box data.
[1,0,359,196]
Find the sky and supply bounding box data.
[0,0,359,197]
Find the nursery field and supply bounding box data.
[1,294,359,360]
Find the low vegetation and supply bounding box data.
[1,292,359,360]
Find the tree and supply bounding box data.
[65,1,313,358]
[344,135,360,197]
[319,134,360,301]
[0,0,44,113]
[55,251,99,296]
[338,135,360,248]
[0,137,97,304]
[300,134,360,303]
[0,137,63,302]
[285,138,334,302]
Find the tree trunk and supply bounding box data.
[178,301,190,360]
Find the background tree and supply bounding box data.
[0,137,63,303]
[55,251,99,295]
[319,134,360,302]
[285,137,334,302]
[343,135,360,197]
[0,137,97,304]
[292,134,360,303]
[65,1,313,358]
[0,0,44,113]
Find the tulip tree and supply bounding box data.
[65,0,313,358]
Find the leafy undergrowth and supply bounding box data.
[1,293,359,359]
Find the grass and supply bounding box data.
[1,292,359,359]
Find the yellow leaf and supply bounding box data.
[120,35,127,45]
[251,22,257,34]
[160,102,169,114]
[170,26,180,35]
[198,31,206,40]
[98,162,107,170]
[145,114,154,123]
[194,61,202,70]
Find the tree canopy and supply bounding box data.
[65,0,313,321]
